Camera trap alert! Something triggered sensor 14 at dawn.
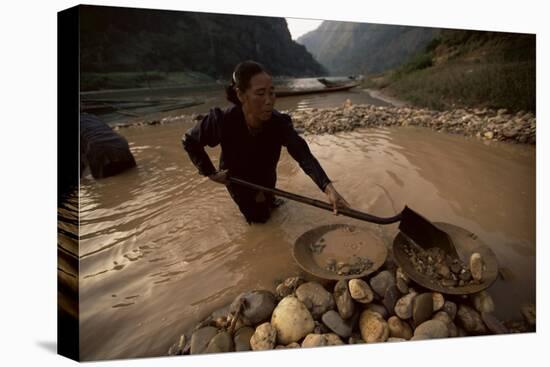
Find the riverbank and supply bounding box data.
[113,102,535,145]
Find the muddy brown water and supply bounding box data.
[73,108,535,360]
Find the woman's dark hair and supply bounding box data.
[225,60,270,105]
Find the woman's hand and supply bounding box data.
[208,169,228,185]
[324,183,351,215]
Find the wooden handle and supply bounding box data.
[227,177,402,225]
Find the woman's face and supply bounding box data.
[237,72,275,124]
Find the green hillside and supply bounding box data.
[365,30,536,112]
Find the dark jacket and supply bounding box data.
[182,105,331,222]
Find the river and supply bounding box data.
[68,81,535,360]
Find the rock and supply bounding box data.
[471,291,495,313]
[359,310,390,343]
[205,331,234,353]
[484,131,494,139]
[325,333,345,346]
[432,311,458,337]
[396,278,409,294]
[413,293,434,326]
[395,292,417,320]
[442,301,457,320]
[481,312,508,334]
[250,322,277,351]
[521,304,536,326]
[321,310,352,338]
[271,296,315,345]
[348,278,374,304]
[190,326,218,355]
[432,293,445,312]
[168,334,186,356]
[469,253,484,281]
[382,285,400,316]
[369,270,396,297]
[313,320,330,334]
[230,290,277,326]
[334,280,355,319]
[296,282,335,319]
[301,333,344,348]
[365,303,389,319]
[286,342,301,348]
[388,316,413,340]
[413,320,449,340]
[435,263,451,279]
[234,327,254,352]
[456,305,488,334]
[348,335,365,344]
[275,277,305,298]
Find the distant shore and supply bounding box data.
[112,101,535,146]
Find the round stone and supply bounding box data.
[231,290,277,326]
[271,296,315,345]
[205,331,234,353]
[359,310,390,343]
[370,270,396,297]
[349,278,374,304]
[321,310,352,338]
[432,293,445,312]
[413,293,434,326]
[469,253,484,281]
[296,282,335,319]
[413,319,449,339]
[456,305,488,335]
[250,322,277,351]
[471,291,495,314]
[234,327,254,352]
[334,280,355,319]
[395,292,417,320]
[190,326,218,355]
[388,315,413,340]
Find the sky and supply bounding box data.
[285,17,324,40]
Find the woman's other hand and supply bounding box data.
[324,183,351,215]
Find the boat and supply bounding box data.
[276,82,360,97]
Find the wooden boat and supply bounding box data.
[276,82,359,97]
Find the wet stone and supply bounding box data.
[366,303,389,319]
[205,331,234,354]
[276,277,305,299]
[413,293,434,326]
[456,305,488,335]
[296,282,335,319]
[432,311,458,337]
[396,278,409,294]
[413,320,449,340]
[322,310,352,338]
[471,291,495,314]
[231,290,277,326]
[432,293,445,312]
[395,292,417,320]
[271,296,315,345]
[167,335,186,356]
[481,312,508,334]
[382,285,400,316]
[442,301,458,320]
[469,253,484,281]
[359,310,389,343]
[387,337,407,342]
[190,326,218,355]
[349,279,374,304]
[388,316,413,340]
[234,326,254,352]
[369,270,396,297]
[334,280,355,319]
[250,322,277,351]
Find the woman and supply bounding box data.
[182,60,349,224]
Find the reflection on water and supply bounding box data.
[77,120,535,360]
